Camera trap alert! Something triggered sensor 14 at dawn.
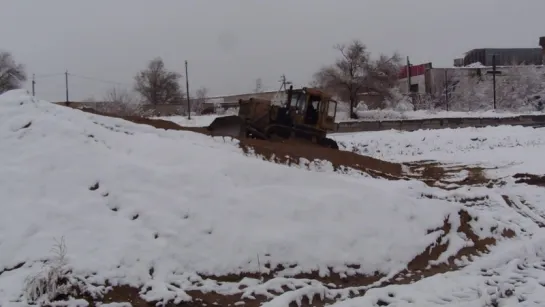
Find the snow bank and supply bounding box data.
[351,109,544,121]
[152,114,219,127]
[0,90,474,305]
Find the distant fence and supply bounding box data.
[335,114,545,133]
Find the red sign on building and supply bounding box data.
[398,62,432,79]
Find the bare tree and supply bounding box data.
[193,86,209,115]
[134,57,184,105]
[254,78,263,93]
[313,40,402,118]
[104,87,136,105]
[0,51,26,94]
[99,87,143,116]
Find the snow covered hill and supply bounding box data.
[0,90,544,306]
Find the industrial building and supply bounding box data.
[457,48,542,67]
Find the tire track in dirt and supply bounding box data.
[502,195,545,228]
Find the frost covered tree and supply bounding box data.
[448,69,489,111]
[491,65,545,111]
[134,57,185,105]
[101,87,143,115]
[313,40,402,118]
[0,51,26,94]
[193,86,209,114]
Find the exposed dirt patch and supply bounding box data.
[238,137,403,179]
[395,210,498,283]
[405,162,497,189]
[44,210,507,307]
[513,173,545,187]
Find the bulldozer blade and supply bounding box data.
[207,115,245,138]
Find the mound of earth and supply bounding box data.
[72,106,470,186]
[0,93,520,307]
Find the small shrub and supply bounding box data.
[23,237,72,304]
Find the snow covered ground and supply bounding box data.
[332,126,545,176]
[153,114,220,127]
[336,108,544,122]
[330,126,545,307]
[1,90,545,306]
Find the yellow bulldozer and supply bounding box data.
[207,86,339,149]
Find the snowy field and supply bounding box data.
[336,108,544,122]
[332,126,545,176]
[330,126,545,306]
[1,90,545,306]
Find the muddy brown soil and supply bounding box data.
[513,173,545,187]
[45,210,512,307]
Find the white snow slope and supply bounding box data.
[0,90,543,306]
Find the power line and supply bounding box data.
[34,72,65,79]
[67,73,130,86]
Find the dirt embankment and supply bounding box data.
[76,107,406,178]
[47,107,516,306]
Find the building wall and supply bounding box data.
[397,63,432,94]
[463,48,542,66]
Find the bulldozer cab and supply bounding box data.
[289,88,337,131]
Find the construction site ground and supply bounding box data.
[2,97,545,307]
[67,108,544,306]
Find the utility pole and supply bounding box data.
[406,56,416,111]
[65,70,69,105]
[492,54,497,110]
[406,56,411,92]
[486,55,500,109]
[32,74,36,96]
[278,74,292,90]
[185,60,191,120]
[444,69,449,111]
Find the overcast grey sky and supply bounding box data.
[1,0,544,102]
